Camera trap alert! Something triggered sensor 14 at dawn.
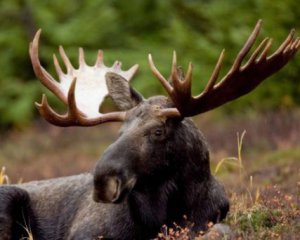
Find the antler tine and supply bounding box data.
[59,46,74,73]
[148,54,173,95]
[242,37,270,69]
[117,61,122,69]
[79,48,87,68]
[257,38,273,62]
[271,29,295,57]
[231,19,262,72]
[295,38,300,50]
[295,38,300,49]
[204,49,225,93]
[160,108,181,119]
[182,62,193,93]
[283,36,298,54]
[171,51,182,90]
[267,30,299,64]
[124,64,139,80]
[95,50,104,67]
[290,37,300,50]
[35,94,72,127]
[53,54,64,79]
[169,51,193,97]
[29,29,66,103]
[67,78,83,119]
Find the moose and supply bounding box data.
[0,20,299,240]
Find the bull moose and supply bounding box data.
[0,20,299,240]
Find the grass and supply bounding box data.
[214,130,246,178]
[227,185,299,239]
[219,139,300,240]
[0,166,9,185]
[217,129,299,239]
[20,225,33,240]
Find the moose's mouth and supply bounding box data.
[93,176,136,204]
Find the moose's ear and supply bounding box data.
[105,72,144,110]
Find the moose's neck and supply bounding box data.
[174,118,211,181]
[127,175,179,239]
[126,118,212,239]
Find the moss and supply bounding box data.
[234,206,275,232]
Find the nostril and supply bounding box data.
[108,177,121,203]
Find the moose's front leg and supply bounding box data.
[0,186,33,240]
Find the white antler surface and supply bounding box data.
[30,30,138,126]
[54,47,138,118]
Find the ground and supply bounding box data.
[0,109,299,239]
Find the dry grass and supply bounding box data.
[214,130,246,178]
[20,226,34,240]
[0,167,9,185]
[216,123,300,239]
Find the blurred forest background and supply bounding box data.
[0,0,299,129]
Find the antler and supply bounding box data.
[29,30,139,126]
[149,20,300,117]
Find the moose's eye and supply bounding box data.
[154,129,163,136]
[150,126,166,142]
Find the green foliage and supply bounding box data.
[236,206,278,232]
[0,0,299,129]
